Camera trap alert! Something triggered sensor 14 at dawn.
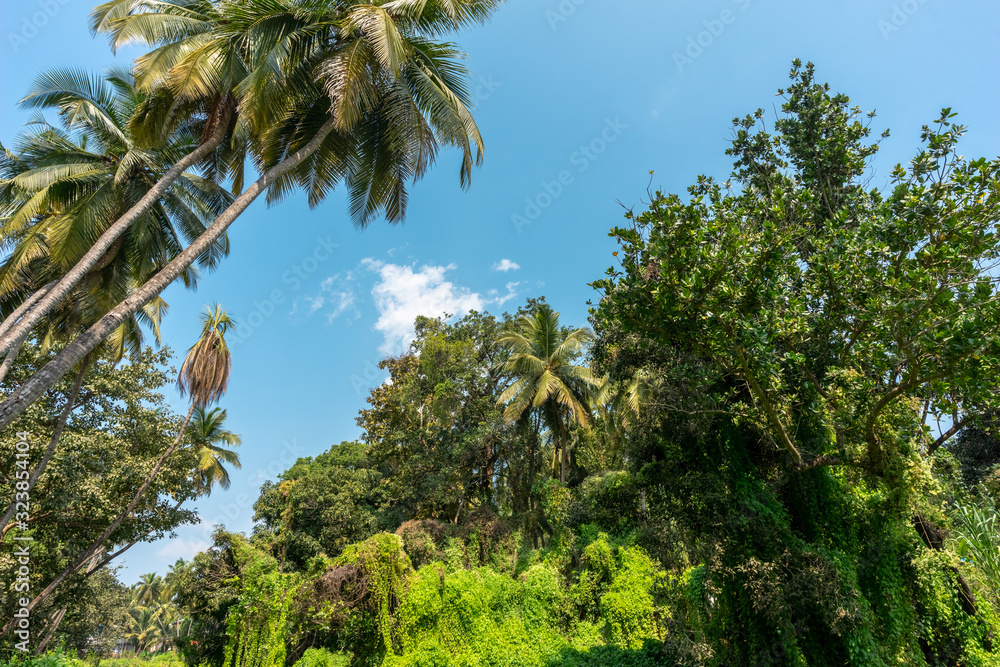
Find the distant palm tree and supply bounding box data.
[125,604,161,653]
[497,305,597,483]
[134,573,164,606]
[162,558,190,600]
[189,407,241,496]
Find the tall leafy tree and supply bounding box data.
[358,312,513,522]
[590,61,1000,662]
[0,344,199,641]
[10,305,236,620]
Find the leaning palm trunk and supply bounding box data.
[0,332,28,385]
[0,122,228,358]
[0,357,89,532]
[0,279,57,344]
[0,404,196,634]
[0,118,336,431]
[85,499,186,578]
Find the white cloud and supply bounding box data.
[156,537,209,561]
[493,259,521,272]
[365,260,484,354]
[489,281,520,307]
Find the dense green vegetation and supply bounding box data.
[0,0,999,663]
[159,65,1000,665]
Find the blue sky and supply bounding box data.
[2,0,999,581]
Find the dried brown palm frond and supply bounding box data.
[178,303,234,407]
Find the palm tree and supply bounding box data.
[497,305,597,483]
[125,603,162,654]
[0,54,239,355]
[0,68,231,365]
[188,406,241,495]
[5,305,235,623]
[0,0,501,430]
[134,572,164,606]
[162,558,190,600]
[0,70,232,534]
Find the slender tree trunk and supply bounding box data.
[0,280,56,344]
[84,499,186,579]
[0,124,229,358]
[0,118,337,431]
[0,356,90,532]
[0,332,28,385]
[0,405,197,634]
[34,606,68,654]
[559,420,568,484]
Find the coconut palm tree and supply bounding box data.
[125,603,162,654]
[0,67,234,359]
[5,305,236,622]
[162,558,190,600]
[497,305,597,483]
[188,406,241,495]
[0,71,231,534]
[0,0,501,430]
[134,572,164,606]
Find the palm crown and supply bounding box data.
[497,305,597,483]
[0,68,232,359]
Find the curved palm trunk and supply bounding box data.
[0,117,337,431]
[0,332,28,385]
[0,356,90,533]
[0,122,229,358]
[0,404,196,635]
[84,499,186,579]
[0,279,56,344]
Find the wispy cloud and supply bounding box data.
[156,537,209,561]
[294,272,359,322]
[493,258,521,272]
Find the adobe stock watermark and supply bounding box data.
[511,117,628,234]
[545,0,588,31]
[8,0,73,53]
[673,0,752,74]
[230,236,339,344]
[877,0,931,40]
[470,74,502,104]
[11,431,33,652]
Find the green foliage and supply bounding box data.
[337,534,412,655]
[0,343,200,642]
[223,535,299,667]
[253,441,396,570]
[0,653,86,667]
[953,494,1000,609]
[291,649,350,667]
[589,61,1000,665]
[358,312,520,525]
